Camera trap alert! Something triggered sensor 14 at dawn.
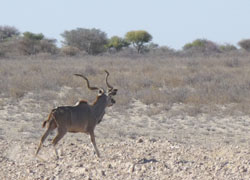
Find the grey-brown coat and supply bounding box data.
[36,70,117,158]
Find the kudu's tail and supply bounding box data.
[42,109,56,128]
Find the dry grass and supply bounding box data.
[1,53,250,115]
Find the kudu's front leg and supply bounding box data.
[89,131,100,158]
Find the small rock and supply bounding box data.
[149,138,157,142]
[35,163,43,167]
[107,164,112,168]
[101,170,106,176]
[137,138,143,143]
[241,166,248,173]
[141,165,147,172]
[125,162,134,172]
[77,163,83,167]
[26,169,34,174]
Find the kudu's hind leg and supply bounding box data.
[36,120,57,156]
[36,128,51,156]
[52,127,67,159]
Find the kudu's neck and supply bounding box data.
[92,95,107,122]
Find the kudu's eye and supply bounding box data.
[98,89,104,96]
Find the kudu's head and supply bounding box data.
[103,70,118,106]
[74,70,118,107]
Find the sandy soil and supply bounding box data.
[0,92,250,179]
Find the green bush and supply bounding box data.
[106,36,129,52]
[219,44,237,52]
[183,39,220,55]
[23,32,44,41]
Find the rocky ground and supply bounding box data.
[0,138,249,180]
[0,93,250,179]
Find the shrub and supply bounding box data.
[0,38,20,57]
[144,43,159,52]
[183,39,220,55]
[146,45,177,57]
[219,44,237,52]
[0,26,20,57]
[238,39,250,51]
[40,39,58,54]
[106,36,129,52]
[61,46,80,56]
[61,28,108,55]
[23,32,44,41]
[0,26,20,42]
[19,32,57,55]
[18,37,39,55]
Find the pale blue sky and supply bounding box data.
[1,0,250,50]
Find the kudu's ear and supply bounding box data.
[109,89,118,96]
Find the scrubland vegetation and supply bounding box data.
[1,25,250,57]
[1,52,250,116]
[1,52,250,179]
[1,25,250,116]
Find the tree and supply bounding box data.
[0,26,20,57]
[61,28,108,55]
[106,36,129,52]
[0,26,20,42]
[125,30,152,53]
[238,39,250,51]
[19,32,57,55]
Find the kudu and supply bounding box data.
[36,70,117,158]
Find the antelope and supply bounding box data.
[35,70,118,158]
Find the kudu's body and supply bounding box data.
[36,70,117,158]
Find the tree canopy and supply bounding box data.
[125,30,152,53]
[106,36,129,51]
[0,26,20,42]
[61,28,108,55]
[183,39,220,55]
[19,32,57,55]
[23,32,44,41]
[238,39,250,51]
